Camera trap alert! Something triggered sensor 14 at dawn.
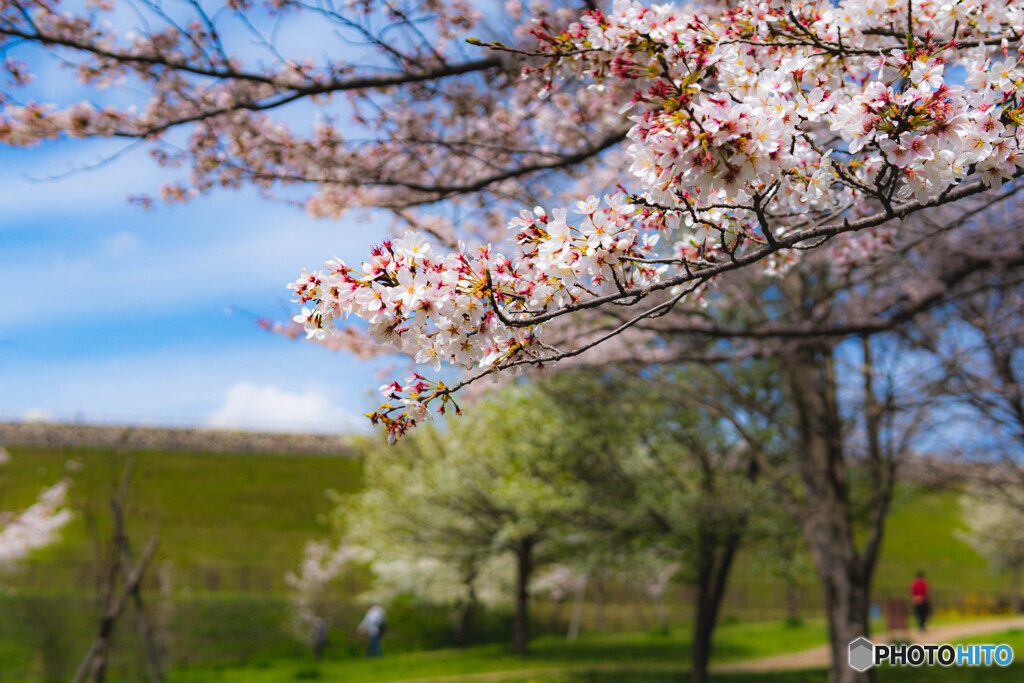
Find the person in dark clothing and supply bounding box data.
[910,570,930,631]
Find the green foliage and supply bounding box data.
[342,384,595,609]
[538,368,764,583]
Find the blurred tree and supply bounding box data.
[284,539,367,657]
[749,500,812,623]
[543,369,761,683]
[0,448,74,572]
[905,250,1024,489]
[342,385,589,653]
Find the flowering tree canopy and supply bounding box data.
[283,0,1024,439]
[5,1,1023,440]
[1,0,622,217]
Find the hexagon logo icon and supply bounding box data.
[848,637,875,672]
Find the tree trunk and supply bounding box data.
[452,599,475,648]
[513,539,534,655]
[775,271,904,683]
[689,528,742,683]
[786,576,800,621]
[567,576,586,642]
[783,341,878,683]
[629,582,650,631]
[655,588,670,631]
[452,572,478,648]
[811,538,873,683]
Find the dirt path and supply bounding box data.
[713,616,1024,673]
[386,616,1024,682]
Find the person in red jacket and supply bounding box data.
[910,570,931,631]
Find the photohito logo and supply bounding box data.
[848,638,1014,671]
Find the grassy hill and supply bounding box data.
[0,444,363,593]
[875,486,999,596]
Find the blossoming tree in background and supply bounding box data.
[0,448,74,570]
[284,539,369,657]
[342,384,591,654]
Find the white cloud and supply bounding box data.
[208,382,367,434]
[22,408,54,423]
[0,343,386,431]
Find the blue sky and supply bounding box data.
[0,138,390,433]
[0,3,487,435]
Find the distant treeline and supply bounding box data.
[0,421,357,456]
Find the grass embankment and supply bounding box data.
[0,446,1007,602]
[0,444,363,591]
[874,487,998,597]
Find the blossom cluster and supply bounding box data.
[363,554,514,609]
[553,0,1024,215]
[290,197,667,440]
[293,0,1024,437]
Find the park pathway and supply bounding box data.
[712,615,1024,673]
[386,616,1024,682]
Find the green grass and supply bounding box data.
[162,625,750,683]
[163,623,1024,683]
[0,445,363,592]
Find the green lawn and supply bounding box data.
[873,488,997,595]
[166,620,825,683]
[164,623,1024,683]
